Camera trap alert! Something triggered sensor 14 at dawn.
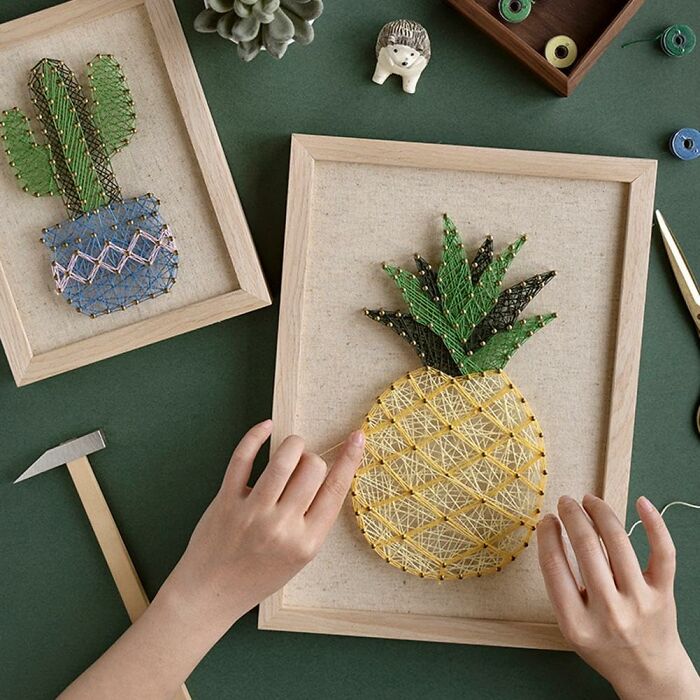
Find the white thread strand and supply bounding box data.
[627,501,700,537]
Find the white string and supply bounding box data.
[627,501,700,536]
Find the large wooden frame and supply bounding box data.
[0,0,270,386]
[260,134,656,650]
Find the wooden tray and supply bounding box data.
[446,0,646,96]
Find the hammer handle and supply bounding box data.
[67,456,149,622]
[66,457,192,700]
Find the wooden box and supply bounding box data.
[446,0,646,96]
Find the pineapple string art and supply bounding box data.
[352,215,556,581]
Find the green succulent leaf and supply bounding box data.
[237,35,263,61]
[281,0,323,21]
[194,8,221,32]
[231,15,262,42]
[209,0,235,12]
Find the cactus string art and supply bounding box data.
[0,55,178,318]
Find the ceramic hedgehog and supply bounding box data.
[373,19,431,94]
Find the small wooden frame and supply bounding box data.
[446,0,646,96]
[0,0,270,386]
[260,134,656,649]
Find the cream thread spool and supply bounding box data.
[545,35,578,69]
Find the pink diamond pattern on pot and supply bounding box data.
[52,226,177,292]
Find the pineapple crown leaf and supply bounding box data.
[369,215,556,376]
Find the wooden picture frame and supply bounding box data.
[260,134,657,650]
[446,0,646,96]
[0,0,270,386]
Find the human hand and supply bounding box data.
[60,422,365,699]
[160,420,365,636]
[537,494,699,700]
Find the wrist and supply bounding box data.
[612,642,699,700]
[154,557,249,641]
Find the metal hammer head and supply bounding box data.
[14,430,106,484]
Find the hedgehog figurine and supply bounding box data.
[373,20,431,94]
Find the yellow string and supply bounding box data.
[352,366,547,580]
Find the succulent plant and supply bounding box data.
[194,0,323,61]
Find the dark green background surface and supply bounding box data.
[1,1,699,697]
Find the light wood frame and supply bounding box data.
[0,0,270,386]
[260,134,657,650]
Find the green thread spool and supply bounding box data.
[498,0,532,23]
[661,24,696,57]
[622,24,696,57]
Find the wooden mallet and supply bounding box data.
[15,430,191,700]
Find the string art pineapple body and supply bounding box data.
[352,215,556,580]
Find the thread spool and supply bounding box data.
[622,24,696,57]
[669,128,700,160]
[545,35,577,68]
[661,24,696,57]
[498,0,532,23]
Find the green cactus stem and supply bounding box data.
[0,55,136,218]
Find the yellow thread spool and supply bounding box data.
[545,35,578,68]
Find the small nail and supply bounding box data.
[638,496,656,513]
[558,495,574,506]
[258,419,273,430]
[350,430,365,447]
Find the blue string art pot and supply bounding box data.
[42,195,178,317]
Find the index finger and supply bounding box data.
[306,431,365,529]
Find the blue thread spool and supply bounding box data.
[498,0,532,23]
[670,128,700,160]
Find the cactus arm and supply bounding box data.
[87,55,136,157]
[0,107,58,196]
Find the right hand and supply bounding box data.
[537,494,699,700]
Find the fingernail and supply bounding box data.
[350,430,365,447]
[558,495,574,506]
[582,493,598,502]
[540,513,558,524]
[638,496,656,513]
[260,419,273,429]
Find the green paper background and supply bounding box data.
[1,1,698,698]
